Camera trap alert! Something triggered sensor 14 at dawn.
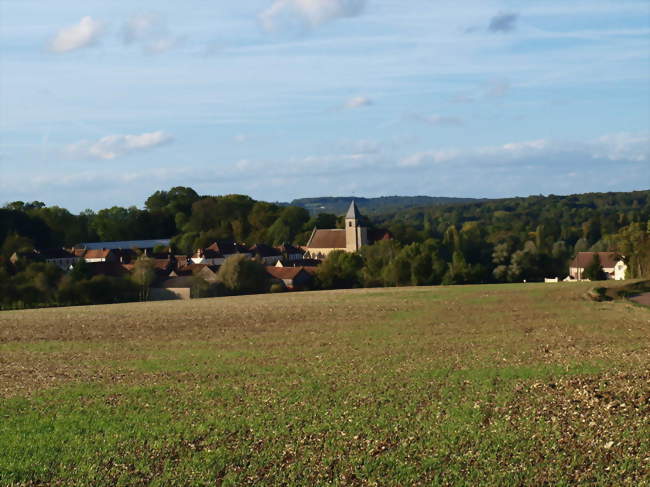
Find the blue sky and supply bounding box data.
[1,0,649,211]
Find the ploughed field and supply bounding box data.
[1,283,649,486]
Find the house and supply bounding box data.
[276,243,305,262]
[170,263,219,283]
[38,248,81,270]
[191,240,251,266]
[249,243,282,265]
[303,201,391,259]
[569,252,627,281]
[275,258,320,268]
[10,248,81,270]
[265,266,315,290]
[82,248,116,263]
[150,276,193,300]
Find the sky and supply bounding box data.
[1,0,649,212]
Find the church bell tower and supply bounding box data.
[345,201,367,252]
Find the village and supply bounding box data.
[9,201,629,301]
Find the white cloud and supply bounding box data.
[50,17,104,53]
[400,149,461,167]
[592,133,650,162]
[123,13,182,54]
[344,96,373,109]
[410,113,464,126]
[66,131,173,160]
[399,133,649,168]
[260,0,365,33]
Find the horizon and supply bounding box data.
[4,188,650,214]
[1,1,649,211]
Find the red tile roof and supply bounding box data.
[83,249,113,260]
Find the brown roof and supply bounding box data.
[306,229,346,249]
[570,252,620,269]
[207,240,250,255]
[175,255,190,267]
[265,266,310,280]
[83,249,113,260]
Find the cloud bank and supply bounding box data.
[66,131,173,160]
[50,16,104,53]
[399,133,650,167]
[260,0,366,33]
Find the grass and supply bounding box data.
[1,282,649,486]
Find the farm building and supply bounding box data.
[569,252,627,281]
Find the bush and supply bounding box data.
[317,251,363,289]
[217,254,268,295]
[269,283,286,293]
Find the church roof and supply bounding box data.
[345,200,362,219]
[306,229,346,249]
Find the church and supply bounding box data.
[303,201,391,260]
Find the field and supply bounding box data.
[1,283,649,486]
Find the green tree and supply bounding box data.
[217,254,268,295]
[317,251,363,289]
[583,254,607,281]
[132,256,155,301]
[614,221,650,278]
[359,240,401,287]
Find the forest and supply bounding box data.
[1,188,649,309]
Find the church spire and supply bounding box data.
[345,200,362,220]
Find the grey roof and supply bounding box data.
[345,200,362,219]
[76,239,171,250]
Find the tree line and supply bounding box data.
[1,188,648,309]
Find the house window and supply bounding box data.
[348,222,352,227]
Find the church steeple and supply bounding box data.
[345,200,362,220]
[345,200,367,252]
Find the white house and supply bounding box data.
[569,252,627,281]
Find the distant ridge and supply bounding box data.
[290,196,482,215]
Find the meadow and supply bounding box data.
[1,282,648,486]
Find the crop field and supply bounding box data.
[1,283,649,486]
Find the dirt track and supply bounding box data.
[631,292,650,306]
